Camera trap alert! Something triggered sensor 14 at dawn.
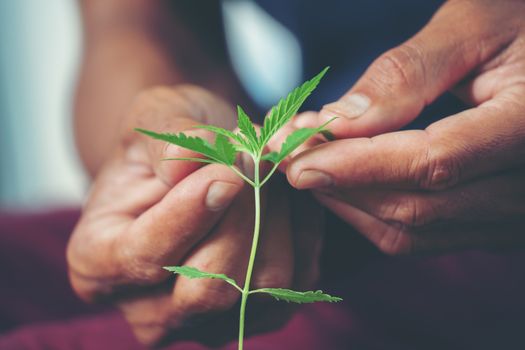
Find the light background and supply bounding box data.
[0,0,300,210]
[0,0,86,209]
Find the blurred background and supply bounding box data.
[0,0,86,209]
[0,0,303,210]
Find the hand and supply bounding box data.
[67,86,324,345]
[283,0,525,254]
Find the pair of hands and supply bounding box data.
[67,0,525,346]
[67,86,324,346]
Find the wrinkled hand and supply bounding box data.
[282,0,525,254]
[67,86,323,345]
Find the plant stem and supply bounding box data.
[238,159,261,350]
[259,162,280,187]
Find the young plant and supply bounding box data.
[136,67,341,350]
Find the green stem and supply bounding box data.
[259,162,280,187]
[238,159,261,350]
[230,166,256,187]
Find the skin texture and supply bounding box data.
[280,0,525,254]
[68,1,323,345]
[69,0,525,346]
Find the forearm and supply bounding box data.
[75,0,249,176]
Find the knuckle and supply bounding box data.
[68,272,98,302]
[181,281,240,314]
[119,297,172,346]
[252,267,293,289]
[382,196,435,228]
[135,85,182,103]
[66,228,117,302]
[131,326,166,347]
[117,249,168,285]
[128,85,196,126]
[417,146,462,190]
[375,222,413,256]
[129,261,168,284]
[370,43,425,94]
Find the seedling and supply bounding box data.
[136,67,341,349]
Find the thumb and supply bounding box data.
[312,1,512,138]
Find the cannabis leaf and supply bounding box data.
[135,128,237,165]
[258,67,329,148]
[251,288,343,304]
[164,266,241,292]
[136,67,340,350]
[261,118,336,164]
[237,106,259,153]
[193,125,251,153]
[214,134,237,165]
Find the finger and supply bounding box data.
[169,186,255,322]
[126,86,235,187]
[315,167,525,254]
[117,288,173,346]
[313,192,413,255]
[251,180,294,290]
[315,191,525,255]
[313,1,516,138]
[133,118,216,187]
[289,189,324,290]
[71,163,245,295]
[118,287,241,347]
[267,112,327,170]
[125,163,246,273]
[318,168,525,229]
[148,126,216,187]
[288,87,525,191]
[168,181,293,328]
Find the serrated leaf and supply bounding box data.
[262,117,337,164]
[237,106,259,152]
[195,124,254,155]
[252,288,342,304]
[258,67,329,148]
[162,157,216,164]
[135,128,236,165]
[164,266,241,291]
[214,134,237,166]
[260,151,280,163]
[193,125,239,142]
[272,127,320,164]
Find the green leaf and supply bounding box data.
[252,288,342,304]
[193,125,239,143]
[258,67,329,147]
[164,266,241,292]
[237,106,259,152]
[162,157,217,164]
[135,128,237,165]
[260,151,280,163]
[214,134,237,166]
[272,127,320,164]
[262,117,337,164]
[192,125,248,152]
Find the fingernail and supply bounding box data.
[322,93,370,120]
[206,181,239,211]
[296,170,333,188]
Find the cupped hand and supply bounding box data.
[67,86,324,345]
[282,0,525,254]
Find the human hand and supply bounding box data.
[283,0,525,254]
[67,86,324,345]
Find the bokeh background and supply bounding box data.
[0,0,86,209]
[0,0,303,209]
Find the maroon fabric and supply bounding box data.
[0,209,524,350]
